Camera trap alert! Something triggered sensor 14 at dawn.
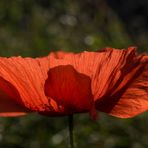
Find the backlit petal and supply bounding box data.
[0,56,52,113]
[48,48,136,100]
[96,48,148,118]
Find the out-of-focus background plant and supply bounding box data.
[0,0,148,148]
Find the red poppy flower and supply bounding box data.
[45,47,148,119]
[0,47,148,119]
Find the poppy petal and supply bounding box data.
[0,56,52,113]
[49,48,136,100]
[45,65,95,116]
[48,50,101,77]
[96,48,148,118]
[0,76,30,116]
[47,49,135,117]
[91,47,137,101]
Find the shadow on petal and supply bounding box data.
[44,65,96,117]
[0,77,30,116]
[96,58,148,118]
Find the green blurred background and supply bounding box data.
[0,0,148,148]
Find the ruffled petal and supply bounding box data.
[96,48,148,118]
[48,48,136,100]
[91,47,138,101]
[0,56,52,113]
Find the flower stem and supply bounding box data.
[68,115,75,148]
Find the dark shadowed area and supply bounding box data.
[0,0,148,148]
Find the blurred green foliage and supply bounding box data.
[0,0,147,148]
